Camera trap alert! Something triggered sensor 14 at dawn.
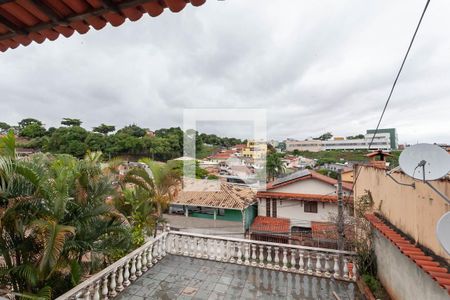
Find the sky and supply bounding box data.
[0,0,449,144]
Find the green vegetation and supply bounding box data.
[5,118,243,161]
[290,149,370,164]
[266,153,286,181]
[316,168,339,179]
[0,133,132,298]
[113,158,180,244]
[314,132,333,141]
[0,133,183,298]
[362,274,390,299]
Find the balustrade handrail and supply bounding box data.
[55,232,167,300]
[169,231,356,256]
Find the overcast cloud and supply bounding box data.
[0,0,449,144]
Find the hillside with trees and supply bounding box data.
[0,118,244,161]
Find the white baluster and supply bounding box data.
[153,240,160,262]
[282,248,288,271]
[299,251,305,273]
[136,253,142,277]
[196,238,203,258]
[306,252,313,275]
[203,238,209,259]
[315,253,322,276]
[333,255,340,278]
[189,237,195,257]
[237,243,243,264]
[171,235,177,254]
[83,288,90,300]
[251,244,257,266]
[222,241,230,262]
[163,234,168,256]
[116,266,124,292]
[147,246,153,268]
[343,257,349,279]
[101,276,109,300]
[75,291,83,300]
[93,281,100,300]
[183,236,189,256]
[266,246,273,269]
[141,249,148,272]
[158,237,163,259]
[244,243,250,265]
[209,239,215,260]
[290,249,297,272]
[123,260,130,287]
[216,240,222,261]
[109,270,117,297]
[229,241,236,263]
[258,245,265,267]
[324,255,331,277]
[130,256,137,281]
[274,247,280,270]
[352,259,357,281]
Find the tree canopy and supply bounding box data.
[93,123,115,135]
[346,134,365,140]
[11,118,242,161]
[314,132,333,141]
[61,118,82,127]
[0,121,10,131]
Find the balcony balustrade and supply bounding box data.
[57,229,357,299]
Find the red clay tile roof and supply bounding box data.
[256,191,353,203]
[250,216,290,234]
[0,0,206,52]
[172,180,255,210]
[366,214,450,295]
[267,170,353,191]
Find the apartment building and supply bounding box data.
[286,128,396,152]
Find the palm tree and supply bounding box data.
[0,135,131,299]
[116,158,180,242]
[266,153,286,182]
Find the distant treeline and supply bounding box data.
[0,118,244,160]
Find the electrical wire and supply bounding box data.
[351,0,431,198]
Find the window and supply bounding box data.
[266,199,271,217]
[272,199,277,218]
[304,202,318,213]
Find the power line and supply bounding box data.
[352,0,431,196]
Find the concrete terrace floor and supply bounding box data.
[115,255,363,300]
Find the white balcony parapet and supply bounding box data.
[167,231,357,282]
[57,230,357,299]
[56,232,167,300]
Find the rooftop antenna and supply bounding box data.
[437,212,450,255]
[399,143,450,204]
[398,143,450,255]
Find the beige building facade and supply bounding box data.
[354,165,450,261]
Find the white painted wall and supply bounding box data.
[271,179,351,196]
[270,179,334,194]
[257,198,338,228]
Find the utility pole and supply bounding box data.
[337,170,345,252]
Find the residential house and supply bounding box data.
[207,149,237,163]
[252,170,353,246]
[169,180,257,236]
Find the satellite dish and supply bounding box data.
[436,212,450,255]
[399,143,450,181]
